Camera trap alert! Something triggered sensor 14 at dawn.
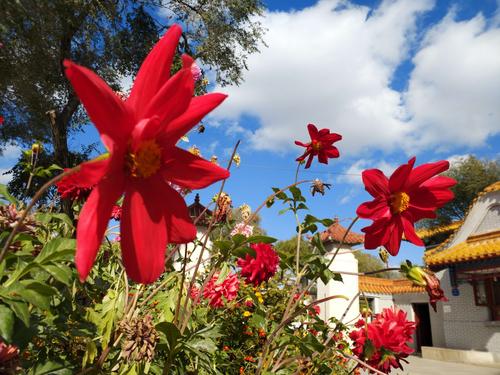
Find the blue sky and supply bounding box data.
[1,0,499,267]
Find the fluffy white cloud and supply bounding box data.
[404,14,500,151]
[338,158,396,185]
[211,0,433,155]
[211,0,500,157]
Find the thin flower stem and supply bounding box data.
[173,244,189,325]
[244,179,312,225]
[331,267,401,277]
[0,166,80,265]
[342,353,386,375]
[256,294,348,374]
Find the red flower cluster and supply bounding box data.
[349,308,415,373]
[202,272,240,307]
[63,24,229,283]
[111,205,122,220]
[0,115,4,125]
[0,341,19,372]
[308,304,320,317]
[295,124,341,169]
[237,243,280,286]
[56,168,94,201]
[357,157,456,256]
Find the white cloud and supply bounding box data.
[338,158,397,185]
[404,14,500,151]
[211,0,500,157]
[0,169,13,185]
[212,0,433,155]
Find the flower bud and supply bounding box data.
[31,142,42,154]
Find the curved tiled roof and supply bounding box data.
[359,276,425,294]
[415,221,462,240]
[320,218,364,245]
[425,232,500,267]
[424,180,500,266]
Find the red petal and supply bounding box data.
[385,218,404,256]
[127,25,182,111]
[182,54,194,68]
[356,198,390,219]
[389,159,414,193]
[420,176,456,190]
[407,160,450,191]
[362,218,390,249]
[142,68,193,124]
[307,124,319,140]
[76,173,124,282]
[63,61,132,151]
[318,152,328,164]
[131,117,161,150]
[325,147,340,158]
[322,133,342,143]
[70,157,111,187]
[164,185,197,243]
[406,205,437,221]
[401,215,424,246]
[120,180,167,283]
[295,140,309,147]
[305,153,314,169]
[158,93,227,146]
[362,169,390,198]
[161,147,229,189]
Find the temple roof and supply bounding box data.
[187,194,212,226]
[319,218,364,245]
[424,181,500,267]
[415,221,462,240]
[358,276,425,295]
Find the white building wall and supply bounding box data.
[439,269,500,352]
[317,247,359,324]
[173,226,212,277]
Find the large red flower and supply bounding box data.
[295,124,341,169]
[64,25,229,283]
[237,243,280,286]
[350,308,415,373]
[356,157,456,256]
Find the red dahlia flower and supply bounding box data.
[350,308,415,373]
[295,123,342,169]
[356,157,456,256]
[111,205,122,220]
[56,167,95,201]
[202,272,240,307]
[64,24,229,283]
[237,243,280,286]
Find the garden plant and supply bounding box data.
[0,24,455,375]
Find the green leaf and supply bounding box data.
[246,235,277,244]
[35,237,76,264]
[15,281,57,309]
[29,360,73,375]
[187,337,217,354]
[213,240,231,253]
[289,186,305,202]
[216,263,230,284]
[156,322,181,350]
[0,184,17,204]
[0,304,15,342]
[232,246,256,259]
[4,299,29,327]
[82,340,97,368]
[43,264,73,285]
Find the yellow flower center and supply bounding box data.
[311,140,322,152]
[390,191,410,214]
[125,140,162,178]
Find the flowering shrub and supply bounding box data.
[0,23,456,375]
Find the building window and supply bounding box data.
[473,280,488,306]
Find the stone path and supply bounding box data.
[388,355,500,375]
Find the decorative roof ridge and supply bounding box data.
[424,179,500,263]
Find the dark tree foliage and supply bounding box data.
[420,155,500,228]
[0,0,264,171]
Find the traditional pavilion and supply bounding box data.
[421,181,500,362]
